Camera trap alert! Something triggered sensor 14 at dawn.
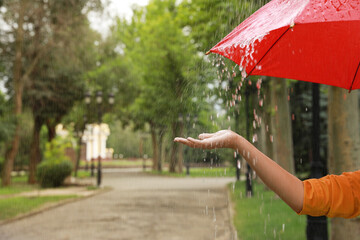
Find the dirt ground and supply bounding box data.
[0,170,236,240]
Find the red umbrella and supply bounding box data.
[207,0,360,91]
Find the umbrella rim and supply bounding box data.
[207,20,360,92]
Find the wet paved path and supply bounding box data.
[0,170,236,240]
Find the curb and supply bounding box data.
[0,187,112,226]
[226,184,238,240]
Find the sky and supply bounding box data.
[89,0,150,36]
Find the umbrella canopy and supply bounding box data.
[208,0,360,91]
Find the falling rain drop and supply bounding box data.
[241,69,247,78]
[259,99,264,107]
[252,134,258,143]
[213,207,216,222]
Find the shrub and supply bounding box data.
[36,137,73,188]
[36,160,73,188]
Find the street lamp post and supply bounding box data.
[245,84,253,197]
[85,90,114,187]
[84,91,95,177]
[306,83,328,240]
[96,91,103,187]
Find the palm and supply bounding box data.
[174,130,238,149]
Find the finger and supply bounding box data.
[198,133,215,140]
[174,137,186,142]
[174,137,195,147]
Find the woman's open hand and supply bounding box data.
[175,129,304,214]
[174,130,240,150]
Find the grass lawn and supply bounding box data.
[150,167,236,177]
[230,181,307,240]
[79,159,152,168]
[0,195,77,220]
[74,170,92,178]
[0,175,79,221]
[0,175,38,195]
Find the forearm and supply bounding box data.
[235,135,304,213]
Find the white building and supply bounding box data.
[82,123,110,162]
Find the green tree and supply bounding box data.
[113,0,208,172]
[0,0,102,185]
[178,0,264,52]
[23,0,102,183]
[1,0,29,186]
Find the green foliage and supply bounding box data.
[106,120,152,158]
[36,160,72,188]
[36,138,73,188]
[0,93,15,144]
[43,136,72,162]
[14,110,34,170]
[0,156,3,175]
[112,0,211,131]
[178,0,265,52]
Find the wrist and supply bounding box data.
[232,134,244,151]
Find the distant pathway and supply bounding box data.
[0,170,236,240]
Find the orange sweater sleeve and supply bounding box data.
[298,170,360,218]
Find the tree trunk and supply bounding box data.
[157,129,165,172]
[46,119,57,142]
[170,122,183,173]
[28,116,43,184]
[150,125,158,171]
[176,122,184,173]
[328,87,360,240]
[270,78,295,174]
[1,1,25,186]
[169,122,178,173]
